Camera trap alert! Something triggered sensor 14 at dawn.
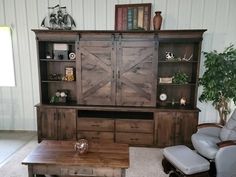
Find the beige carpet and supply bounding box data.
[0,137,168,177]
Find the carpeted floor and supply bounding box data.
[0,131,36,167]
[0,132,168,177]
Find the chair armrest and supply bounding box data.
[197,123,223,129]
[197,123,223,137]
[217,140,236,148]
[215,141,236,176]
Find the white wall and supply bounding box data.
[0,0,235,130]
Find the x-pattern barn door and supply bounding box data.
[77,38,116,105]
[116,36,157,107]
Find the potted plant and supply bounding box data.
[199,45,236,125]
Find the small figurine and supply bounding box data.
[180,97,187,106]
[165,52,174,60]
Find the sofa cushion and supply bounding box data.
[220,109,236,141]
[191,133,220,159]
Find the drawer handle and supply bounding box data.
[130,138,139,141]
[91,137,99,140]
[91,124,100,127]
[131,125,139,129]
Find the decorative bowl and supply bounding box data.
[74,139,89,154]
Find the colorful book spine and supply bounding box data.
[117,7,123,30]
[127,7,133,30]
[143,6,149,30]
[137,6,144,29]
[122,7,128,30]
[132,7,138,30]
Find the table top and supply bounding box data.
[22,140,129,168]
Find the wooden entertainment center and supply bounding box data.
[33,29,206,147]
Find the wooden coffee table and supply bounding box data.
[22,140,129,177]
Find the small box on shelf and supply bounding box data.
[159,77,173,84]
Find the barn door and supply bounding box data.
[116,34,157,107]
[77,35,116,105]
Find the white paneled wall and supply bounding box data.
[0,0,235,130]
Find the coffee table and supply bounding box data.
[22,140,129,177]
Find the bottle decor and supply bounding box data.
[153,11,162,30]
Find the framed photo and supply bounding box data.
[115,3,151,31]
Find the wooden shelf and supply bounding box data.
[40,59,75,62]
[158,83,195,86]
[158,60,198,63]
[41,80,76,83]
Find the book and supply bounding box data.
[127,7,133,30]
[117,7,123,31]
[132,7,138,30]
[137,6,144,29]
[122,7,128,30]
[143,6,149,30]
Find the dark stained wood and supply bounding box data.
[155,111,176,147]
[117,35,157,107]
[33,30,205,147]
[197,123,223,129]
[77,118,114,131]
[57,109,76,140]
[116,132,153,145]
[217,140,236,148]
[155,111,199,147]
[116,119,153,133]
[77,131,114,143]
[77,38,116,106]
[37,108,76,142]
[22,140,129,177]
[37,107,57,142]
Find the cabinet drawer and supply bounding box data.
[116,119,153,133]
[77,118,114,131]
[77,131,114,143]
[116,132,153,145]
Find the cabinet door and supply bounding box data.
[117,35,157,107]
[77,36,116,106]
[57,109,76,140]
[155,112,176,147]
[177,112,198,147]
[37,107,57,142]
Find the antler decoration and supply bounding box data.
[41,4,76,30]
[182,52,193,61]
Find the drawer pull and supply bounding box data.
[91,124,100,127]
[130,138,139,141]
[91,136,99,140]
[131,125,139,129]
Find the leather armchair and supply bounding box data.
[191,109,236,177]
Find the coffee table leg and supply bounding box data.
[28,165,34,177]
[121,169,126,177]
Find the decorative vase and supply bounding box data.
[153,11,162,30]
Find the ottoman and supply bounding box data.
[162,145,210,177]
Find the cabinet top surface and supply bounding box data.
[32,29,207,34]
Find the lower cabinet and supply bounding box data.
[115,119,154,145]
[155,111,198,147]
[37,107,76,142]
[37,107,198,147]
[77,118,114,143]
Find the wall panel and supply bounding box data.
[0,0,236,130]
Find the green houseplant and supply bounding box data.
[199,45,236,125]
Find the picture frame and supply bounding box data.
[115,3,151,31]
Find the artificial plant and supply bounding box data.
[199,45,236,125]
